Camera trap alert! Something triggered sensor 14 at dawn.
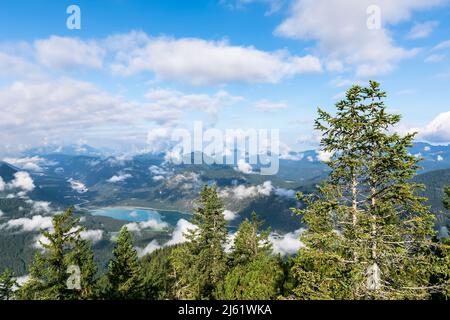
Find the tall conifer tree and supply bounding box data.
[106,226,143,299]
[292,81,439,299]
[17,208,96,300]
[171,185,228,299]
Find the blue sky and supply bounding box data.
[0,0,449,156]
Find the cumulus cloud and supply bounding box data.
[136,218,197,257]
[274,187,296,198]
[149,165,168,176]
[80,229,104,243]
[0,50,41,79]
[317,149,334,162]
[34,227,104,250]
[146,127,174,153]
[0,79,179,153]
[418,111,450,143]
[165,172,201,191]
[29,200,51,214]
[125,218,169,233]
[275,0,445,76]
[110,34,322,85]
[34,36,105,70]
[166,219,197,246]
[3,157,46,172]
[108,173,132,183]
[220,181,273,200]
[236,159,253,174]
[136,240,162,257]
[1,215,53,232]
[146,88,243,114]
[269,228,305,255]
[223,210,238,221]
[68,179,88,193]
[8,172,35,192]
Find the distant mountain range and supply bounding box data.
[1,141,449,276]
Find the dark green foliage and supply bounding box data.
[219,255,284,300]
[171,185,228,300]
[444,186,450,210]
[141,246,177,300]
[230,212,272,266]
[414,169,450,213]
[106,226,143,299]
[292,81,441,299]
[16,208,97,300]
[430,186,450,299]
[0,269,17,300]
[218,213,284,300]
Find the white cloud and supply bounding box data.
[317,149,334,162]
[166,219,197,246]
[110,34,322,85]
[8,172,35,192]
[15,275,30,288]
[0,52,40,78]
[407,21,438,39]
[3,156,47,172]
[146,88,243,114]
[269,228,305,256]
[236,159,253,174]
[275,0,444,76]
[80,229,104,243]
[279,152,304,161]
[136,218,197,257]
[30,201,51,214]
[0,177,5,191]
[437,155,444,161]
[425,54,446,63]
[34,36,105,70]
[149,165,168,176]
[418,112,450,143]
[220,181,273,200]
[0,209,4,217]
[1,215,53,232]
[108,173,132,183]
[274,187,296,198]
[252,100,288,112]
[0,79,179,153]
[433,40,450,51]
[165,172,201,191]
[68,179,88,193]
[223,210,238,221]
[125,218,169,233]
[136,240,161,257]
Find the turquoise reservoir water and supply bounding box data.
[89,207,190,226]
